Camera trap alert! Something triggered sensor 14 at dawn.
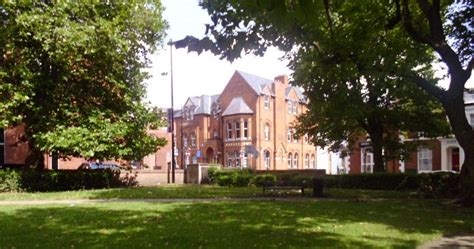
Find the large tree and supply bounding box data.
[0,1,168,168]
[181,0,473,203]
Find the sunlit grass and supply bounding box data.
[0,185,415,201]
[0,200,472,248]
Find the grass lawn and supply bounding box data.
[0,199,473,248]
[0,185,415,200]
[0,186,473,248]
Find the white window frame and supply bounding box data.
[227,122,233,140]
[190,133,196,147]
[292,102,298,114]
[242,152,248,168]
[288,101,293,114]
[234,150,240,167]
[264,124,270,141]
[183,134,188,147]
[293,129,299,143]
[304,154,309,168]
[264,150,270,169]
[293,153,299,168]
[243,121,248,139]
[311,154,316,168]
[417,147,433,172]
[361,148,374,173]
[287,128,292,143]
[287,153,293,168]
[213,129,218,139]
[264,95,270,110]
[235,121,241,139]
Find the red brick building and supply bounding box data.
[174,71,317,171]
[0,126,172,171]
[342,89,473,174]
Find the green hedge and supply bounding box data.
[322,173,420,190]
[0,169,136,192]
[322,172,460,198]
[207,168,254,187]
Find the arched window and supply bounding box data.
[190,132,196,147]
[234,150,240,167]
[287,153,293,168]
[264,123,270,141]
[213,129,218,139]
[287,128,292,143]
[304,154,309,168]
[242,152,248,168]
[293,153,299,169]
[264,150,271,169]
[311,154,316,168]
[227,152,233,167]
[182,133,188,147]
[304,134,309,144]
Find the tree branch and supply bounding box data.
[405,73,446,102]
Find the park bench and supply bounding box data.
[262,185,305,196]
[261,180,306,196]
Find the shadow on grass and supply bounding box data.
[0,200,472,248]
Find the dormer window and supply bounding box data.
[263,95,270,110]
[211,102,221,118]
[292,102,298,114]
[288,101,293,113]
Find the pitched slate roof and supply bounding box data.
[174,94,220,117]
[222,97,254,116]
[237,70,273,95]
[285,86,306,102]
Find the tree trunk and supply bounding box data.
[442,92,474,206]
[24,139,45,170]
[369,130,385,173]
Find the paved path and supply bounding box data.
[1,198,472,248]
[417,235,474,249]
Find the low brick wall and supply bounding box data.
[121,170,185,186]
[255,169,326,177]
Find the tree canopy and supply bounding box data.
[187,0,473,202]
[0,1,168,167]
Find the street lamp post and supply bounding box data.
[169,41,177,183]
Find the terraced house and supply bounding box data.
[174,71,317,171]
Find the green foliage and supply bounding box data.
[0,169,136,192]
[208,168,255,187]
[323,173,420,191]
[417,172,461,198]
[323,172,460,199]
[0,1,168,165]
[253,174,276,187]
[0,169,22,192]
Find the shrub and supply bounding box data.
[417,172,460,198]
[216,174,233,187]
[232,172,253,187]
[207,167,220,184]
[0,169,22,192]
[0,169,136,192]
[322,173,420,190]
[254,174,276,187]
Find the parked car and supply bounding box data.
[78,162,122,171]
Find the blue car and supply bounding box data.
[78,162,122,171]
